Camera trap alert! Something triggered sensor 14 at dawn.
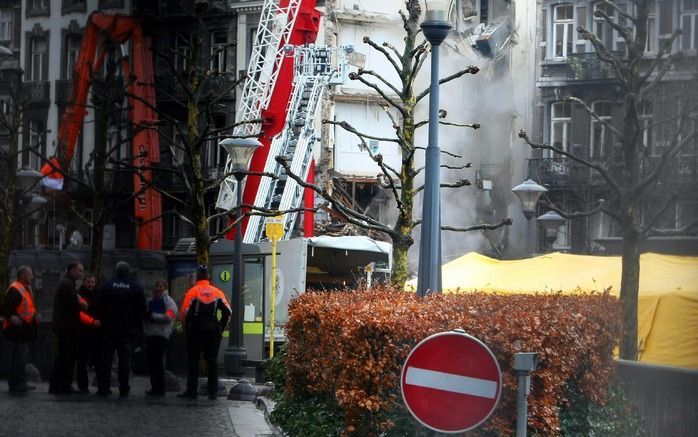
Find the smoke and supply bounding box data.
[408,28,527,275]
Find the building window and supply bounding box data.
[26,0,49,17]
[593,1,614,49]
[61,0,86,15]
[29,37,48,81]
[590,101,613,158]
[205,115,227,170]
[175,34,190,73]
[549,102,572,157]
[0,9,13,43]
[639,100,654,152]
[681,0,698,50]
[210,30,229,73]
[24,120,45,169]
[553,4,574,59]
[682,111,698,157]
[64,34,81,79]
[646,0,658,53]
[676,201,698,228]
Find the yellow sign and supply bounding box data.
[219,270,231,282]
[265,215,285,240]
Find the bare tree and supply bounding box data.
[137,3,254,266]
[0,62,41,290]
[277,0,510,288]
[520,0,698,359]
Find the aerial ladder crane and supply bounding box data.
[40,13,162,250]
[217,0,349,243]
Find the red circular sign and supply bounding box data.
[400,331,502,433]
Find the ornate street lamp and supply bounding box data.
[417,0,451,297]
[16,167,44,193]
[537,210,564,251]
[219,137,262,376]
[512,179,547,255]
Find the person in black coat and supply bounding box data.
[75,273,100,393]
[94,261,147,396]
[49,261,85,394]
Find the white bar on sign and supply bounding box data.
[405,367,497,399]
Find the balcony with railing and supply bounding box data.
[25,81,50,105]
[566,52,619,81]
[527,158,590,189]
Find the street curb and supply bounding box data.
[256,396,284,437]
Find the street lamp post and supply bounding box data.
[219,137,261,376]
[15,167,47,248]
[512,179,547,256]
[417,0,451,297]
[537,210,564,252]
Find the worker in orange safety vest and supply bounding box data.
[177,265,231,400]
[2,266,39,393]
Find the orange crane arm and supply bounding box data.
[41,12,162,250]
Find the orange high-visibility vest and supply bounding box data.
[2,281,37,330]
[179,280,231,329]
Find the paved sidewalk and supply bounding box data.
[0,375,278,437]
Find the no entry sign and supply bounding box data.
[400,331,502,433]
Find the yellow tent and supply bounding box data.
[408,252,698,369]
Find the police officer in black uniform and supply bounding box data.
[94,261,147,396]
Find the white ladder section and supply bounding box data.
[216,0,303,211]
[244,46,349,242]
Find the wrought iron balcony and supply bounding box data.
[25,81,50,105]
[527,158,589,189]
[566,52,618,81]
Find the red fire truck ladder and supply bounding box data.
[244,46,348,242]
[217,0,349,243]
[216,0,312,214]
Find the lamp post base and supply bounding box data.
[224,346,247,376]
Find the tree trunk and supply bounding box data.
[90,221,104,280]
[391,238,410,289]
[619,226,640,360]
[0,214,13,291]
[0,176,17,291]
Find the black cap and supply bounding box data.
[197,264,208,275]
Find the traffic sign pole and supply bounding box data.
[265,215,284,358]
[401,331,502,434]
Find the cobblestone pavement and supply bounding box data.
[0,375,271,437]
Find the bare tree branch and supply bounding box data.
[348,72,405,115]
[414,146,463,159]
[416,66,479,103]
[362,36,402,77]
[441,217,513,232]
[518,129,622,196]
[567,96,623,139]
[414,179,471,195]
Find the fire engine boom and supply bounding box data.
[40,12,162,250]
[218,0,349,243]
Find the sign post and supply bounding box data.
[265,215,284,358]
[400,331,502,434]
